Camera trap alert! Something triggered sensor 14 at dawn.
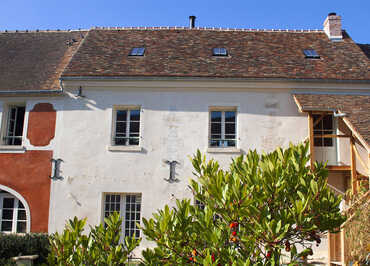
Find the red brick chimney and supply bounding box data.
[323,12,342,41]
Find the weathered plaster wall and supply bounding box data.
[0,150,52,232]
[0,99,57,232]
[49,85,307,251]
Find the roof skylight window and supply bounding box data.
[212,48,228,56]
[303,49,320,59]
[129,47,145,56]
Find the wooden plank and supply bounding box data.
[327,165,351,171]
[308,112,315,169]
[353,143,370,174]
[350,137,357,194]
[316,134,351,138]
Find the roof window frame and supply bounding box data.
[303,49,320,59]
[129,47,145,56]
[212,47,228,57]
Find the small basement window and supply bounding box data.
[212,48,228,56]
[303,49,320,59]
[129,47,145,56]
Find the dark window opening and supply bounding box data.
[3,106,25,145]
[313,114,334,147]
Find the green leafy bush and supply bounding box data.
[48,212,140,265]
[140,142,346,265]
[0,233,49,265]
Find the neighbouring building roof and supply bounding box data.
[62,28,370,81]
[0,31,86,92]
[293,94,370,150]
[357,44,370,59]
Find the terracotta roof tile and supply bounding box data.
[62,29,370,80]
[293,94,370,149]
[0,31,86,92]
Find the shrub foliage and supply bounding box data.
[140,143,346,265]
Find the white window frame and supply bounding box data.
[111,106,141,147]
[0,192,27,233]
[103,193,142,239]
[1,104,26,146]
[209,107,237,148]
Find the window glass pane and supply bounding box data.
[116,122,126,134]
[105,195,110,202]
[323,138,333,147]
[211,123,221,135]
[130,122,140,133]
[114,138,126,145]
[130,110,140,121]
[15,107,25,137]
[211,111,221,122]
[314,137,322,146]
[10,107,17,120]
[18,201,24,209]
[323,115,333,130]
[225,140,236,147]
[129,138,139,145]
[2,209,13,220]
[3,198,14,208]
[225,111,235,122]
[1,221,12,232]
[17,222,26,233]
[210,140,219,147]
[116,110,127,121]
[225,134,236,139]
[313,115,323,130]
[225,123,235,134]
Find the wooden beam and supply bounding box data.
[353,144,370,175]
[327,165,351,171]
[308,112,315,169]
[313,113,325,128]
[316,134,351,138]
[350,137,357,194]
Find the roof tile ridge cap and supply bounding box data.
[61,30,91,77]
[0,29,87,33]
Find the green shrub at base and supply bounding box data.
[0,233,49,265]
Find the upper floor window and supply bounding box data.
[1,105,25,146]
[209,109,236,148]
[303,49,320,59]
[113,107,140,146]
[104,193,141,238]
[313,114,334,147]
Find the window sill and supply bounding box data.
[0,145,26,153]
[107,145,143,152]
[207,147,242,154]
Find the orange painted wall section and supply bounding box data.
[27,103,56,146]
[0,151,52,232]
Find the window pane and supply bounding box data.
[15,107,25,137]
[313,115,323,130]
[323,115,333,130]
[18,201,24,209]
[225,123,235,134]
[324,138,333,147]
[17,222,26,233]
[314,137,322,146]
[106,195,110,202]
[211,123,221,134]
[114,138,126,145]
[211,134,221,139]
[129,138,139,145]
[3,198,14,208]
[116,110,127,121]
[225,140,236,147]
[115,122,126,134]
[130,122,140,133]
[130,110,140,121]
[225,134,236,139]
[2,209,13,220]
[225,111,235,122]
[211,111,221,122]
[1,221,12,232]
[210,140,219,147]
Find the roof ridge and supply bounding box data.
[90,26,324,33]
[0,29,88,33]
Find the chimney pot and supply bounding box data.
[323,13,342,41]
[189,15,196,29]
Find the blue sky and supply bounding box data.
[1,0,369,43]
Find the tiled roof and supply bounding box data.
[0,31,86,92]
[62,29,370,81]
[293,94,370,149]
[357,44,370,59]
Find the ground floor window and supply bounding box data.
[0,191,27,233]
[104,193,141,238]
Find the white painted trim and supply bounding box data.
[107,145,143,152]
[0,185,31,233]
[0,145,26,153]
[207,147,242,154]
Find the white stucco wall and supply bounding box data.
[48,83,307,252]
